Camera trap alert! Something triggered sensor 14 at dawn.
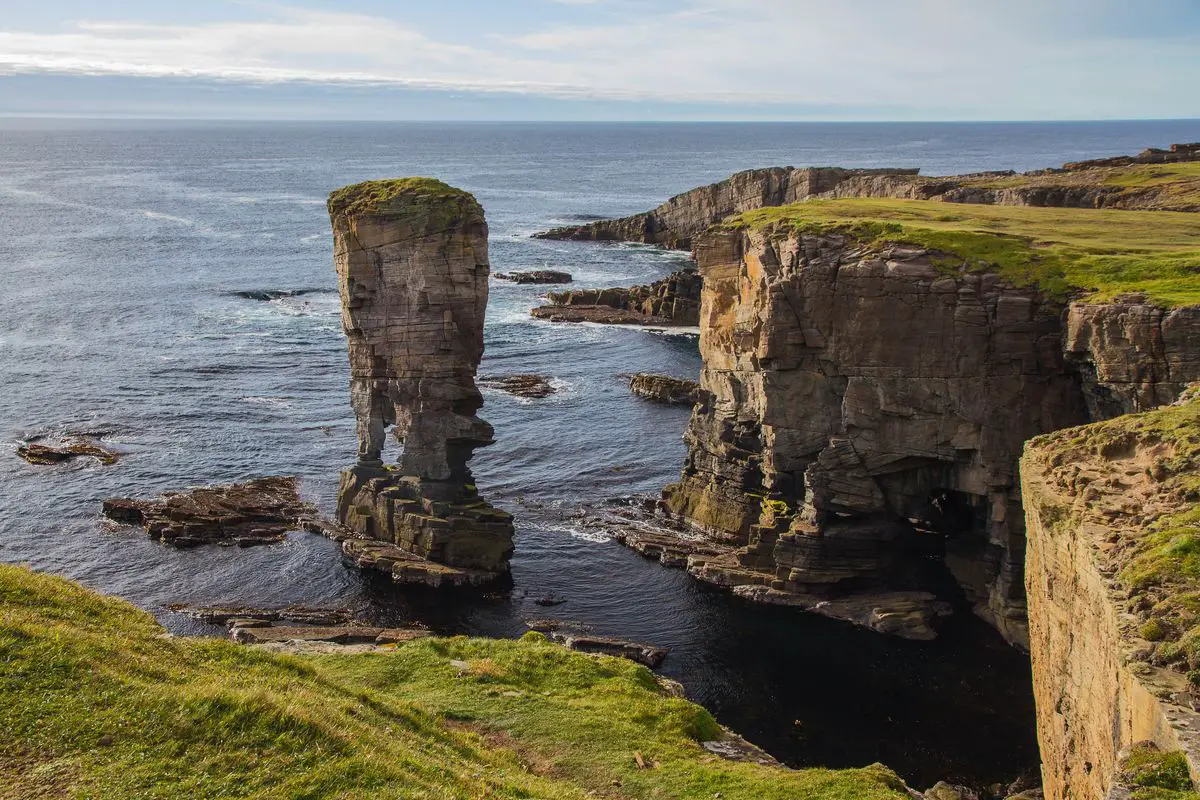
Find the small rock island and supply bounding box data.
[328,178,514,584]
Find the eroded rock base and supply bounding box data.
[602,503,953,640]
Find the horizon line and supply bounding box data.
[2,114,1200,125]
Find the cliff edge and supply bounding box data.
[1023,389,1200,800]
[536,144,1200,249]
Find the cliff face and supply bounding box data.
[1065,302,1200,419]
[329,179,513,579]
[536,145,1200,248]
[536,167,922,249]
[659,223,1200,646]
[1022,395,1200,800]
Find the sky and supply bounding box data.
[0,0,1198,121]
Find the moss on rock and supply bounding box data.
[327,177,484,226]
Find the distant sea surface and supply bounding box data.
[3,119,1198,787]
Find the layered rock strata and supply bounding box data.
[536,144,1200,247]
[655,225,1200,645]
[531,268,702,326]
[628,373,700,405]
[102,476,315,547]
[328,179,514,582]
[1022,394,1200,800]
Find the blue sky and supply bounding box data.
[1,1,1198,120]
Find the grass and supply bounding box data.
[724,198,1200,307]
[1120,744,1200,800]
[1024,390,1200,673]
[0,564,908,800]
[327,178,483,223]
[964,161,1200,207]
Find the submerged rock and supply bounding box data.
[480,374,557,398]
[494,270,572,284]
[101,476,315,547]
[17,437,119,466]
[628,373,700,405]
[328,178,514,581]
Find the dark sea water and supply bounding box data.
[2,119,1198,788]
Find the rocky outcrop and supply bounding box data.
[17,437,119,465]
[1061,142,1200,171]
[531,268,701,326]
[102,476,315,547]
[1064,301,1200,419]
[654,226,1200,646]
[628,373,700,405]
[328,179,514,581]
[536,144,1200,248]
[1022,394,1200,800]
[479,374,557,399]
[494,270,572,284]
[536,168,923,249]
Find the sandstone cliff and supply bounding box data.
[328,178,513,582]
[1022,391,1200,800]
[536,144,1200,248]
[651,201,1200,646]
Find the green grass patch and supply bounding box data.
[965,161,1200,207]
[1120,744,1199,800]
[327,177,483,223]
[0,564,907,799]
[724,199,1200,307]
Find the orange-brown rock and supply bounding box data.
[1022,393,1200,800]
[657,224,1200,645]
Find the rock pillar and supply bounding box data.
[328,178,513,576]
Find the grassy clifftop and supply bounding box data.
[0,564,906,800]
[327,178,484,224]
[727,199,1200,308]
[963,160,1200,209]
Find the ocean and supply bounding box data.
[3,118,1198,786]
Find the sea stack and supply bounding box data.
[328,178,514,580]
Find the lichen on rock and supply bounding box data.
[328,178,513,579]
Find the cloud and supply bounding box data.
[0,1,1196,118]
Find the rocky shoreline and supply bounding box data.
[531,268,701,326]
